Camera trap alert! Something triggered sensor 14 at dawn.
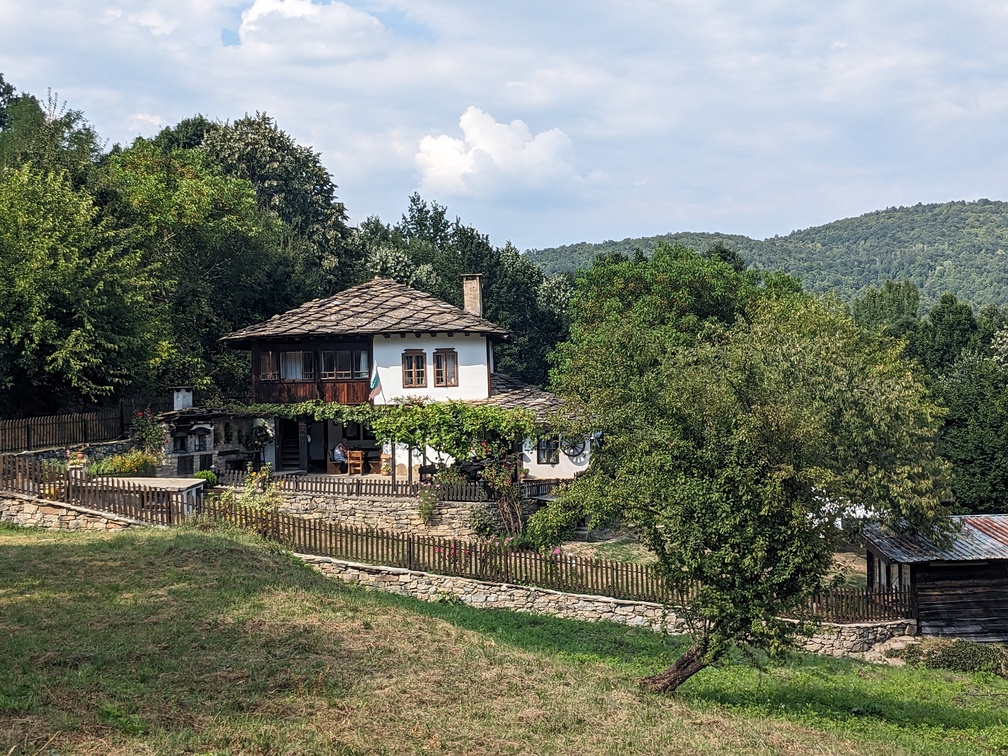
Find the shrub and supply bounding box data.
[131,409,166,454]
[88,450,159,477]
[194,469,218,488]
[469,505,499,538]
[898,638,1008,676]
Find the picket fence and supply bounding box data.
[0,455,913,622]
[216,469,565,503]
[0,399,172,453]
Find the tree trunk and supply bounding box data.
[640,643,709,694]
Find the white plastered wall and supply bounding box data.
[522,436,591,480]
[371,333,490,403]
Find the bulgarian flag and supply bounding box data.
[368,369,382,400]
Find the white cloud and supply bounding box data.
[237,0,387,60]
[416,107,585,200]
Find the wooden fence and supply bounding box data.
[0,454,197,526]
[199,498,914,620]
[0,399,172,453]
[0,456,912,623]
[216,469,565,503]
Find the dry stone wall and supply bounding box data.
[280,493,482,539]
[1,490,918,660]
[0,493,140,531]
[302,554,917,659]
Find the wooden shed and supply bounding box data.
[864,515,1008,642]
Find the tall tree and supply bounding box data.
[97,140,309,397]
[200,113,354,292]
[0,165,155,414]
[355,195,570,386]
[541,244,951,693]
[851,279,921,339]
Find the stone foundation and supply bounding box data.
[302,554,918,658]
[0,493,141,531]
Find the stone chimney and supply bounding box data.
[173,387,193,411]
[462,274,483,317]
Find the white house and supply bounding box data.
[221,275,588,481]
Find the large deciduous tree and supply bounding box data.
[354,194,570,386]
[542,245,951,693]
[200,113,354,292]
[0,165,155,414]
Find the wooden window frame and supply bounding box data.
[259,350,280,381]
[402,350,427,388]
[433,348,459,387]
[320,351,337,380]
[280,350,313,381]
[537,436,560,465]
[321,348,368,381]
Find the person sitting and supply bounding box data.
[330,442,348,474]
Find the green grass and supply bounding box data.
[1,522,1007,755]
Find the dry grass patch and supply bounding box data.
[1,523,1005,755]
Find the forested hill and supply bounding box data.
[526,199,1008,306]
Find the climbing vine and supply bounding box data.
[237,399,535,464]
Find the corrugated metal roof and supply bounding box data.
[865,515,1008,563]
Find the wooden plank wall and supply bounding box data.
[915,562,1008,641]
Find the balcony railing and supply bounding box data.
[253,379,370,405]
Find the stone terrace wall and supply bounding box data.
[1,491,917,660]
[302,554,917,659]
[280,493,483,539]
[0,493,140,531]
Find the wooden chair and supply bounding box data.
[347,449,364,475]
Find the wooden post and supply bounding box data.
[391,441,397,485]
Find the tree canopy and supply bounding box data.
[538,245,952,693]
[528,200,1008,307]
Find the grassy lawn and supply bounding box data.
[1,523,1007,755]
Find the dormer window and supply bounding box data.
[402,350,426,388]
[433,349,458,387]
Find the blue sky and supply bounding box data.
[3,1,1008,250]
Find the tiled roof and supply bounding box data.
[469,373,564,423]
[222,278,511,346]
[865,515,1008,564]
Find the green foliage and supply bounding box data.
[88,450,159,477]
[546,244,952,691]
[246,400,534,461]
[354,195,570,386]
[217,465,280,513]
[0,164,156,414]
[98,702,148,736]
[200,112,353,292]
[481,457,527,535]
[897,639,1008,677]
[130,408,166,453]
[194,469,218,488]
[527,199,1008,307]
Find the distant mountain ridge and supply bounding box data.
[525,199,1008,306]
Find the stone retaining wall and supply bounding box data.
[1,491,917,659]
[0,493,141,531]
[281,493,484,539]
[18,440,134,465]
[301,554,917,659]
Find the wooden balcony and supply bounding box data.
[253,380,370,405]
